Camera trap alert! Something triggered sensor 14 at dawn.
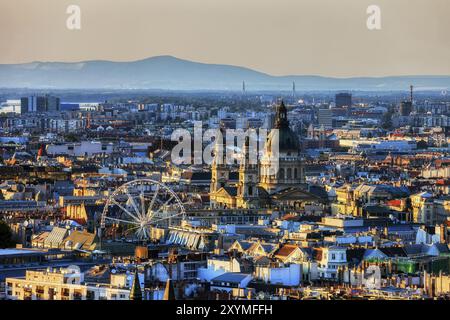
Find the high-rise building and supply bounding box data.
[318,107,333,128]
[21,96,38,113]
[46,95,61,112]
[335,93,352,108]
[20,95,60,114]
[335,92,352,116]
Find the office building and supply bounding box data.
[318,107,333,128]
[20,95,60,114]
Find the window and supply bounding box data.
[185,271,196,278]
[279,168,285,180]
[86,291,95,300]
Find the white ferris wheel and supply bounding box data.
[100,179,186,241]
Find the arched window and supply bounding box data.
[248,186,253,196]
[287,168,292,179]
[294,168,298,179]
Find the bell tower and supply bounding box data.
[210,129,229,193]
[237,136,259,208]
[275,100,289,129]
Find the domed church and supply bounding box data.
[210,101,322,210]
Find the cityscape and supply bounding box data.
[1,0,450,307]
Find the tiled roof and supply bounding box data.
[64,230,97,251]
[275,244,299,258]
[44,227,68,247]
[379,246,408,257]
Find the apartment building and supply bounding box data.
[5,266,130,300]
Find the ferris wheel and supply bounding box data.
[100,179,186,240]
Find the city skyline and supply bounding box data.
[2,0,450,306]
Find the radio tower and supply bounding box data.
[292,81,296,100]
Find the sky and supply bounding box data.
[0,0,449,77]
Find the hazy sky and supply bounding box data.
[0,0,449,77]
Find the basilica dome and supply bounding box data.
[266,100,300,154]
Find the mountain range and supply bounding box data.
[0,55,449,91]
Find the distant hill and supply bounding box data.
[0,55,449,91]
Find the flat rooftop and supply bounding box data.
[0,248,47,257]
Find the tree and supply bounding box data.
[64,133,81,142]
[0,220,14,248]
[417,140,429,150]
[381,111,393,130]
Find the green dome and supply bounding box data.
[278,126,300,152]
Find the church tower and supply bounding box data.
[129,268,142,300]
[210,129,229,193]
[237,136,259,208]
[259,100,305,194]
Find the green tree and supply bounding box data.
[0,220,14,248]
[417,140,429,149]
[381,111,393,130]
[64,134,81,142]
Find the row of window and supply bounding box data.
[278,168,303,180]
[324,253,346,261]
